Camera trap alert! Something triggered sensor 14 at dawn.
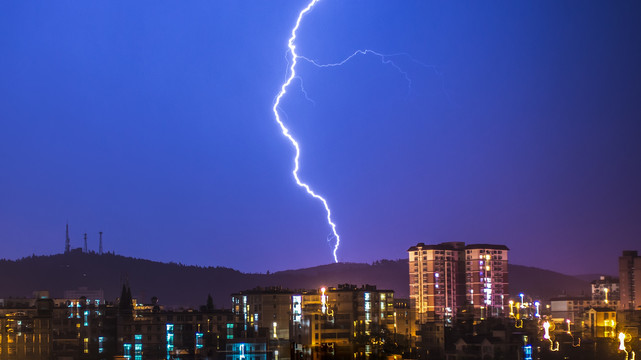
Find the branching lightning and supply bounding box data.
[272,0,342,262]
[273,0,423,263]
[299,50,413,89]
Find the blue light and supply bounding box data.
[166,324,174,358]
[123,343,132,360]
[227,323,234,339]
[523,345,532,360]
[134,343,142,360]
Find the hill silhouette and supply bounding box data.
[0,253,590,308]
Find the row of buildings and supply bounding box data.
[0,283,410,360]
[231,284,402,359]
[408,244,641,325]
[2,243,640,359]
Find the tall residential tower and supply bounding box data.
[464,244,509,318]
[408,242,466,323]
[619,250,641,310]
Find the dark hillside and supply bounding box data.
[0,253,590,308]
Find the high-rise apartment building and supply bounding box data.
[619,250,641,310]
[408,242,509,323]
[464,244,509,318]
[408,242,466,323]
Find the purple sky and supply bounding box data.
[1,0,639,275]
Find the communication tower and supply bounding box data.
[65,224,70,253]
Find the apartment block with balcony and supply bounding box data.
[408,242,466,324]
[464,244,509,319]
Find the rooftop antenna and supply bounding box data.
[99,231,103,255]
[83,233,88,253]
[65,223,71,253]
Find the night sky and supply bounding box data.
[1,1,639,275]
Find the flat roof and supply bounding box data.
[408,242,509,251]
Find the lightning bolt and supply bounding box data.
[272,0,342,262]
[273,0,424,263]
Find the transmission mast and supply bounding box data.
[99,231,103,255]
[65,224,70,253]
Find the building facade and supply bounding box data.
[231,287,293,341]
[408,242,466,323]
[619,250,641,310]
[590,275,619,304]
[291,284,395,358]
[465,244,509,318]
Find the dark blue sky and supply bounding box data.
[1,1,639,275]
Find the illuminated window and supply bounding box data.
[226,323,234,339]
[166,324,174,356]
[123,343,132,360]
[135,333,142,359]
[134,344,142,360]
[84,311,89,326]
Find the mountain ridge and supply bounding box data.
[0,252,591,308]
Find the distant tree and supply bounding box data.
[206,294,215,312]
[118,284,127,309]
[118,284,133,317]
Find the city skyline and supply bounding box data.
[1,1,640,274]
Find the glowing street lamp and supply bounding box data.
[604,288,609,304]
[619,332,626,351]
[520,293,525,308]
[534,301,541,318]
[543,321,551,340]
[509,300,515,317]
[321,287,327,314]
[566,319,571,334]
